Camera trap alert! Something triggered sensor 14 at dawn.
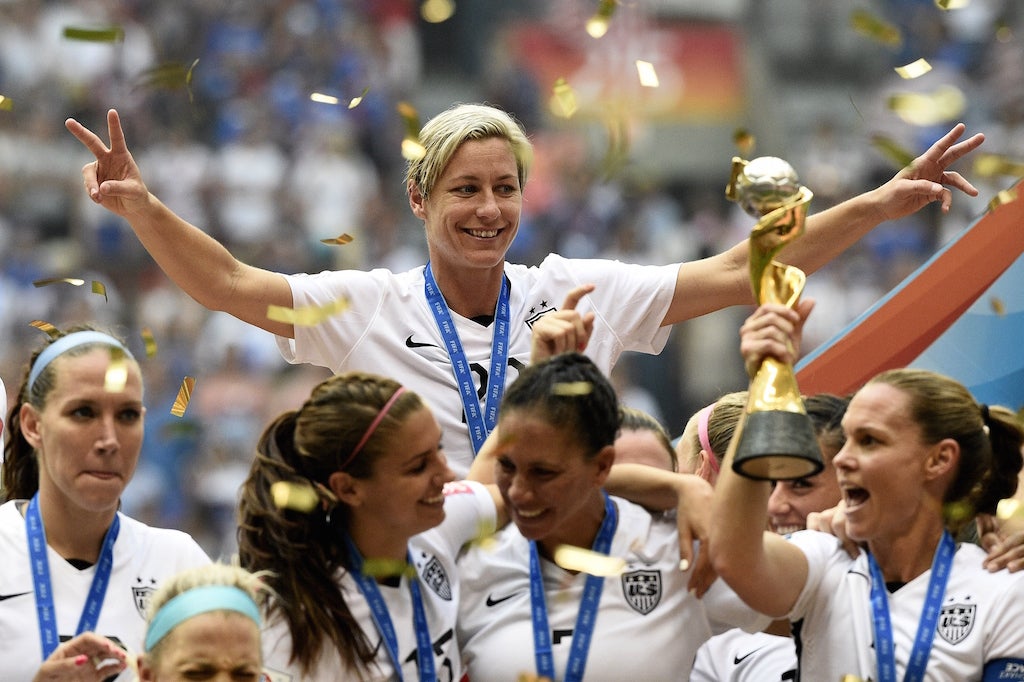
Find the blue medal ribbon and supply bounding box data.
[344,537,435,682]
[529,492,617,682]
[423,263,510,456]
[867,531,956,682]
[26,493,120,660]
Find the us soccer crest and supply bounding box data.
[421,556,452,601]
[937,602,975,645]
[621,569,661,615]
[132,584,156,618]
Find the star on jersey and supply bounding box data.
[525,300,557,329]
[132,576,159,618]
[621,569,662,615]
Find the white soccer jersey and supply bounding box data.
[260,480,496,682]
[457,497,770,681]
[785,530,1024,681]
[691,629,796,682]
[0,500,211,682]
[276,254,677,475]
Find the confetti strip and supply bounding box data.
[850,9,902,47]
[170,376,195,417]
[397,101,426,161]
[870,135,916,169]
[972,153,1024,178]
[141,327,158,357]
[551,381,593,396]
[997,498,1023,521]
[935,0,970,9]
[733,129,756,156]
[267,298,350,327]
[894,58,932,79]
[33,277,85,288]
[989,297,1006,316]
[91,280,108,302]
[362,557,417,579]
[29,320,60,338]
[63,25,125,42]
[887,86,965,126]
[635,60,659,88]
[551,78,578,119]
[270,481,320,512]
[988,188,1017,213]
[348,86,369,109]
[553,544,626,577]
[0,95,12,111]
[320,233,354,246]
[310,92,340,105]
[586,0,617,39]
[103,347,128,393]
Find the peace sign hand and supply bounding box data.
[65,108,150,217]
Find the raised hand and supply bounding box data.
[738,299,815,379]
[32,632,127,682]
[65,108,150,217]
[869,123,985,221]
[530,283,596,363]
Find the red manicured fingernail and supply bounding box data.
[75,654,88,666]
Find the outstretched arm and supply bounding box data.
[66,109,295,337]
[709,301,815,617]
[662,123,985,325]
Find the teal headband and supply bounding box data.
[144,585,261,651]
[28,331,135,392]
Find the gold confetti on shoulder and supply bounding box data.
[270,481,320,513]
[267,298,350,326]
[171,376,195,417]
[30,320,60,338]
[553,544,626,577]
[320,233,354,246]
[894,58,932,79]
[103,347,128,393]
[551,381,593,396]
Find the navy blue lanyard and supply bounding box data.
[26,493,120,660]
[344,537,435,682]
[867,531,955,682]
[529,492,617,682]
[423,263,510,456]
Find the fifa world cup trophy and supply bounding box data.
[725,156,823,480]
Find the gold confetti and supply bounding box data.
[972,153,1024,178]
[988,188,1018,213]
[990,297,1006,316]
[870,135,916,169]
[310,92,340,105]
[103,347,128,393]
[635,60,659,88]
[553,544,626,577]
[733,129,755,156]
[894,58,932,79]
[997,498,1023,521]
[401,138,426,161]
[935,0,969,8]
[586,0,617,39]
[170,376,195,417]
[63,25,125,42]
[267,298,350,327]
[29,320,60,339]
[270,481,320,512]
[397,102,425,161]
[944,500,974,524]
[850,9,902,48]
[599,114,630,179]
[518,675,554,682]
[362,557,417,579]
[887,86,966,126]
[33,277,85,288]
[421,0,455,23]
[91,280,108,302]
[0,95,12,111]
[141,328,158,357]
[348,86,369,109]
[550,78,578,119]
[135,60,200,103]
[552,381,593,396]
[320,233,354,246]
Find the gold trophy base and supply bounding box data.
[732,410,824,481]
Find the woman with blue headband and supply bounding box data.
[138,563,266,681]
[0,327,209,682]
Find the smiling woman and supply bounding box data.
[0,327,209,682]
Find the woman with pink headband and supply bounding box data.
[0,327,209,682]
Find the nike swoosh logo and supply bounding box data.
[405,334,440,350]
[733,646,767,665]
[0,591,31,602]
[485,592,520,607]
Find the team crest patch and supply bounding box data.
[132,585,156,618]
[525,304,557,329]
[621,569,661,615]
[421,556,452,601]
[937,603,975,645]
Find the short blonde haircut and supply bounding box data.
[405,103,533,198]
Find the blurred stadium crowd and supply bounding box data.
[1,0,1022,557]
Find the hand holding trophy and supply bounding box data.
[725,156,823,480]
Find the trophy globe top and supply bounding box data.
[735,156,802,218]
